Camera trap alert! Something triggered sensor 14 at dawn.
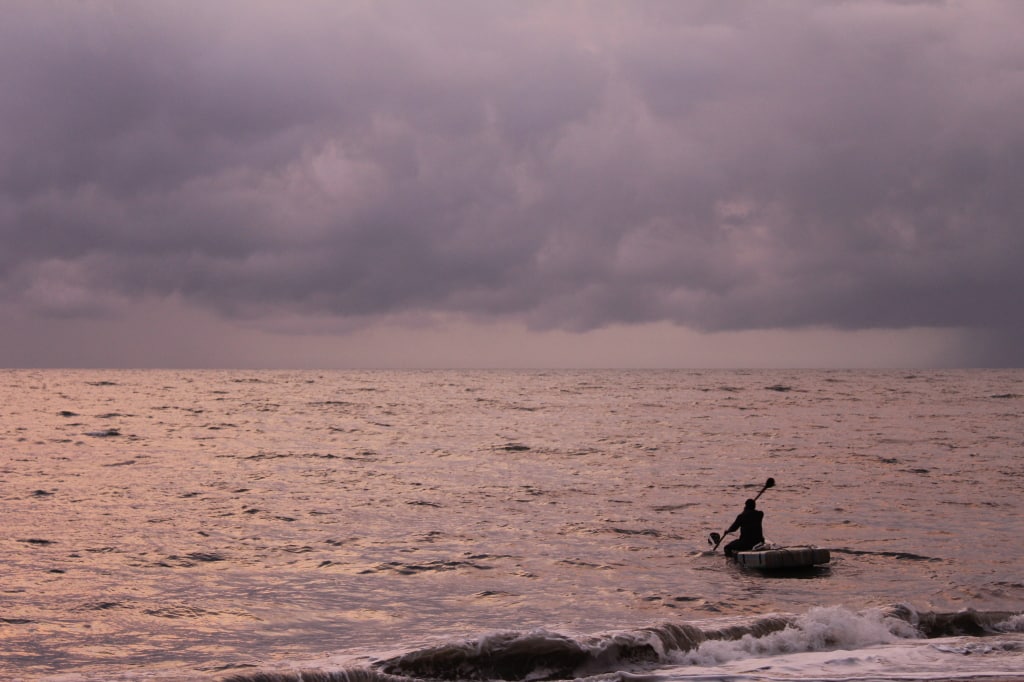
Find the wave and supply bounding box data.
[222,605,1024,682]
[830,547,942,562]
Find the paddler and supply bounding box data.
[722,498,765,557]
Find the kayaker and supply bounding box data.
[722,498,764,557]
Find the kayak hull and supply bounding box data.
[734,546,830,570]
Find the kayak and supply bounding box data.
[734,545,830,570]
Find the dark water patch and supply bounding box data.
[0,617,34,625]
[466,553,507,561]
[991,393,1021,399]
[85,428,121,437]
[765,384,793,392]
[557,558,608,569]
[499,443,531,452]
[145,604,215,619]
[158,552,226,568]
[156,559,187,568]
[245,451,339,461]
[360,559,494,576]
[191,552,226,563]
[475,590,517,599]
[18,538,56,546]
[343,451,380,461]
[651,499,700,509]
[832,548,942,562]
[32,489,55,497]
[651,503,699,511]
[74,600,127,612]
[324,538,352,547]
[608,527,664,537]
[244,452,289,461]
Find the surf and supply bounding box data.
[222,605,1024,682]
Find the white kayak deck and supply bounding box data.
[734,546,831,570]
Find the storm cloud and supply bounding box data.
[3,1,1023,366]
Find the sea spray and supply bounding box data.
[672,606,916,667]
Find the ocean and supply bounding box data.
[2,369,1022,681]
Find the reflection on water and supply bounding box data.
[1,369,1022,679]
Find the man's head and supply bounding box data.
[745,499,756,510]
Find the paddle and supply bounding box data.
[753,476,775,501]
[708,477,775,551]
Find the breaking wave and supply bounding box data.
[222,605,1024,682]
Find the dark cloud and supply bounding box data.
[2,0,1023,365]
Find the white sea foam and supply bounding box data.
[656,635,1024,681]
[671,606,915,667]
[998,613,1024,632]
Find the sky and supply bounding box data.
[2,0,1023,369]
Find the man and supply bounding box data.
[722,498,764,557]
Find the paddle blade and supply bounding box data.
[708,532,721,547]
[765,477,775,489]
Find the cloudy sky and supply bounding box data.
[3,0,1023,368]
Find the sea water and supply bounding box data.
[1,369,1022,681]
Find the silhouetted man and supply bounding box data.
[722,498,764,557]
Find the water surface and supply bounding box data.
[2,369,1022,680]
